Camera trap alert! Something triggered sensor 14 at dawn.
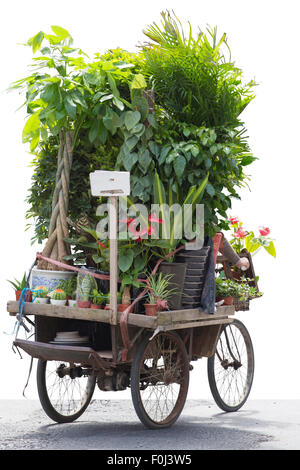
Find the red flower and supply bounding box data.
[129,221,156,241]
[259,226,270,237]
[97,241,106,248]
[229,216,239,225]
[120,217,136,225]
[148,213,163,224]
[233,228,248,238]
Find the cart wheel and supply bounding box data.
[207,319,254,412]
[37,360,96,423]
[130,331,189,429]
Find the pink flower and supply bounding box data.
[97,241,106,248]
[259,226,271,237]
[120,217,136,225]
[229,216,239,225]
[156,298,168,311]
[233,228,248,239]
[148,213,163,224]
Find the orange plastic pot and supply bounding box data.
[15,290,32,302]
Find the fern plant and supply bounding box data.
[141,11,256,129]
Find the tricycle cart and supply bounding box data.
[6,175,254,429]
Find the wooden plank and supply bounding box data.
[7,301,157,329]
[157,305,234,325]
[157,318,234,331]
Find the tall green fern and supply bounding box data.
[141,11,256,128]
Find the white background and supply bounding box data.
[0,0,299,401]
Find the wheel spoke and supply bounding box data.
[131,332,189,428]
[208,320,254,411]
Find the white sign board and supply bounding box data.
[89,170,130,197]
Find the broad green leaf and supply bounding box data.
[139,149,152,172]
[264,240,276,257]
[125,135,138,151]
[147,114,157,128]
[107,72,120,98]
[173,155,186,178]
[124,110,141,131]
[51,25,69,38]
[206,182,215,197]
[149,141,160,158]
[112,96,125,110]
[134,255,146,272]
[123,151,138,171]
[119,249,134,272]
[22,114,40,142]
[32,32,44,53]
[64,95,76,119]
[88,119,100,143]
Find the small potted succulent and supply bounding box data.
[7,273,32,302]
[32,286,49,304]
[144,272,178,316]
[76,272,97,308]
[91,289,105,309]
[49,288,67,306]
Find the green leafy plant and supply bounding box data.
[57,276,77,299]
[7,273,28,291]
[141,11,256,129]
[145,271,178,305]
[215,278,236,299]
[91,288,106,305]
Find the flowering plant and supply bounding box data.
[34,285,49,298]
[48,288,66,300]
[228,216,276,257]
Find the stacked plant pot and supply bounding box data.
[176,245,211,309]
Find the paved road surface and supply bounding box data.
[0,399,299,450]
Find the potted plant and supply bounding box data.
[32,286,49,304]
[76,272,97,308]
[7,273,32,302]
[91,289,105,309]
[144,272,178,316]
[215,278,237,305]
[49,289,67,306]
[57,276,77,306]
[104,292,129,312]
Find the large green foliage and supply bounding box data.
[14,13,257,266]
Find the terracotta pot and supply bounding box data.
[104,304,133,312]
[217,296,233,306]
[77,300,91,308]
[144,303,159,316]
[15,290,32,302]
[90,304,102,310]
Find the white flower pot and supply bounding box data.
[50,299,66,306]
[30,267,75,292]
[68,300,77,308]
[33,297,49,304]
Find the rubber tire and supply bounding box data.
[207,319,254,412]
[131,331,189,429]
[37,359,96,423]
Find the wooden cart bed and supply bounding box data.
[7,301,234,331]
